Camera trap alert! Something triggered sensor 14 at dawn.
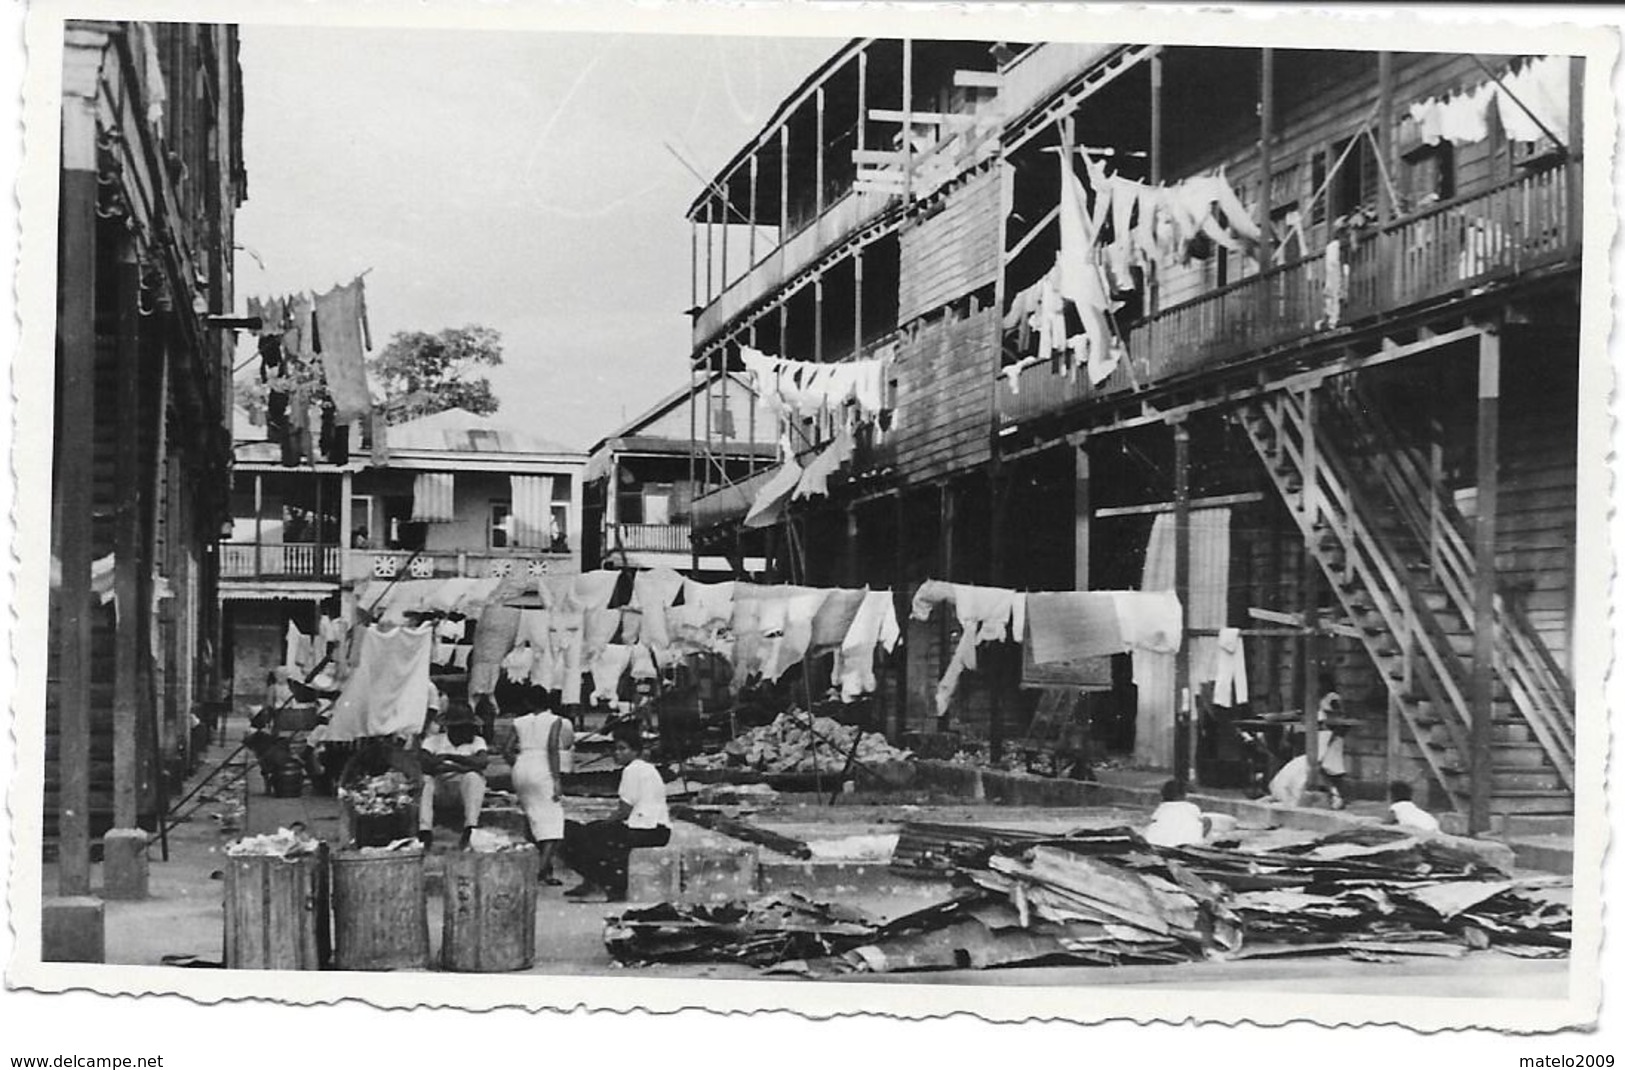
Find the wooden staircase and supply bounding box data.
[1236,387,1574,817]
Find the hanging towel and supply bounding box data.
[468,604,522,696]
[411,472,456,523]
[935,627,982,717]
[766,591,830,682]
[284,621,312,675]
[571,569,621,613]
[510,475,555,549]
[744,451,804,529]
[313,278,373,424]
[837,590,902,700]
[810,587,868,650]
[1025,592,1125,664]
[588,644,633,703]
[325,624,434,741]
[632,567,686,652]
[1212,626,1249,708]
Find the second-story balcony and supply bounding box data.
[999,160,1578,426]
[220,542,343,582]
[606,523,693,555]
[343,549,577,585]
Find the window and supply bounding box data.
[549,504,570,553]
[490,500,513,549]
[712,403,736,439]
[643,484,673,526]
[350,495,373,548]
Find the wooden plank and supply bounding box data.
[1470,329,1501,834]
[55,165,97,893]
[955,70,1003,88]
[113,251,142,830]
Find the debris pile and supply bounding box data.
[605,894,878,966]
[686,712,911,774]
[605,824,1570,974]
[338,770,417,815]
[225,827,323,859]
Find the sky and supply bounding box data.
[232,26,839,451]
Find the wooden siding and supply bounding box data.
[886,302,997,483]
[897,167,1002,324]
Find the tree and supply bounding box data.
[370,324,503,424]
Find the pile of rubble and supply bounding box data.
[604,824,1570,974]
[686,712,911,774]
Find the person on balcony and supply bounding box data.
[351,525,371,549]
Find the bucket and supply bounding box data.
[222,845,330,970]
[440,846,539,972]
[330,848,430,971]
[270,762,306,799]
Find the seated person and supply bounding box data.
[418,705,490,849]
[1384,779,1441,832]
[1143,779,1206,848]
[561,723,671,902]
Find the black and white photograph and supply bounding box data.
[3,0,1618,1050]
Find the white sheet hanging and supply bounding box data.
[410,472,456,523]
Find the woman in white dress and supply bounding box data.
[504,695,574,884]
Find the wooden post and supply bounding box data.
[857,48,868,158]
[1470,326,1500,834]
[1377,52,1394,226]
[705,202,715,304]
[56,118,98,897]
[892,492,908,741]
[748,153,759,268]
[854,247,865,356]
[779,124,790,239]
[844,504,860,588]
[720,186,730,289]
[1172,420,1191,790]
[815,86,826,219]
[988,469,1009,764]
[254,471,263,576]
[1301,533,1322,794]
[1259,48,1275,250]
[113,242,143,831]
[814,276,825,364]
[690,219,698,312]
[688,360,699,573]
[901,39,914,203]
[1567,57,1583,244]
[747,322,759,475]
[1149,52,1164,315]
[1071,434,1091,590]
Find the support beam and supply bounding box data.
[1172,420,1191,790]
[748,153,759,267]
[1259,48,1275,249]
[1071,436,1091,590]
[901,39,914,203]
[113,242,142,833]
[892,492,908,741]
[705,203,715,304]
[815,86,826,218]
[779,124,790,240]
[1301,530,1322,795]
[1470,327,1501,834]
[55,141,98,898]
[1377,52,1393,226]
[1149,52,1164,315]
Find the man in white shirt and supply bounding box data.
[418,705,490,849]
[562,722,672,902]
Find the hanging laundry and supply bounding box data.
[912,580,1026,643]
[1056,146,1122,387]
[738,345,893,427]
[765,591,831,682]
[810,587,868,651]
[284,621,313,675]
[631,568,686,652]
[837,590,901,701]
[793,425,856,500]
[588,644,633,704]
[1024,592,1124,664]
[629,642,659,681]
[324,624,434,741]
[468,604,522,697]
[1211,626,1249,708]
[1495,55,1570,145]
[744,447,804,529]
[312,278,373,424]
[1323,239,1346,328]
[571,569,622,613]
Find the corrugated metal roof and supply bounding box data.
[388,408,578,455]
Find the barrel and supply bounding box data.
[331,849,430,971]
[222,845,330,970]
[440,846,539,972]
[339,800,417,849]
[270,761,306,799]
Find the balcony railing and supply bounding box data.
[998,161,1578,426]
[220,542,343,581]
[608,523,693,554]
[343,549,577,584]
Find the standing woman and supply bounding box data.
[505,693,574,884]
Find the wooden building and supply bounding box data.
[582,371,776,575]
[222,407,586,708]
[684,40,1583,829]
[48,21,248,884]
